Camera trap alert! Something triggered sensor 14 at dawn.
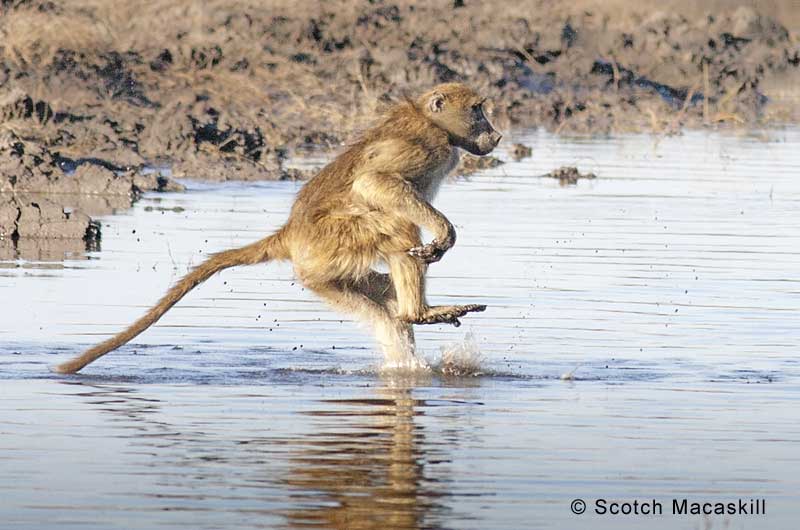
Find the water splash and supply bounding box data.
[560,364,582,381]
[377,333,486,378]
[379,354,430,374]
[429,333,485,377]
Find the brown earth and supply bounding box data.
[0,0,798,245]
[544,166,598,185]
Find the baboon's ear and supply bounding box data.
[428,92,445,113]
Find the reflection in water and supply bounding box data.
[0,237,97,263]
[282,385,444,530]
[0,192,130,262]
[60,380,169,432]
[63,379,466,530]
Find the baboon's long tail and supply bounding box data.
[53,231,287,374]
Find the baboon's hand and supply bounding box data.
[408,223,456,263]
[408,239,449,263]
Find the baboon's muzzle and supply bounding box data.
[470,128,502,156]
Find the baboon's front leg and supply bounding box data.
[353,172,456,264]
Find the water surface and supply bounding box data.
[1,129,799,529]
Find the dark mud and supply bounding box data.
[0,0,798,239]
[510,143,533,161]
[543,166,597,185]
[0,127,183,247]
[457,153,504,175]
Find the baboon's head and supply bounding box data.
[420,83,502,156]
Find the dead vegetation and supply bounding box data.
[0,0,797,245]
[1,0,797,177]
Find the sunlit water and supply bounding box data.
[1,129,799,529]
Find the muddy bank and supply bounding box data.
[0,0,798,241]
[544,166,597,185]
[2,1,797,175]
[0,128,183,247]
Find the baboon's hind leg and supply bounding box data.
[410,304,486,327]
[387,253,486,327]
[307,274,420,366]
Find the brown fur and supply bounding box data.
[54,83,501,374]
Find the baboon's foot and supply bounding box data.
[405,304,486,327]
[408,239,450,264]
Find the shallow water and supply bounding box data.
[2,129,799,529]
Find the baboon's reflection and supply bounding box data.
[63,379,455,530]
[281,383,447,530]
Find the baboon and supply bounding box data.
[54,82,502,374]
